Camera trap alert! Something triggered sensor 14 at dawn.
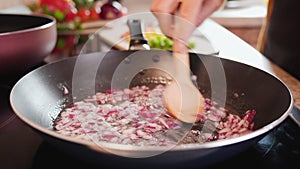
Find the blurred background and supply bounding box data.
[0,0,268,61]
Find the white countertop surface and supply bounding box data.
[210,0,267,27]
[197,19,273,73]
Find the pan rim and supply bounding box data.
[0,13,56,36]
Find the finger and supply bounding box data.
[172,0,204,54]
[150,0,180,38]
[153,13,175,38]
[150,0,179,14]
[173,0,224,53]
[178,0,224,26]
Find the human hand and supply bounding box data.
[151,0,225,123]
[151,0,225,54]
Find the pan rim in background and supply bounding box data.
[0,13,56,36]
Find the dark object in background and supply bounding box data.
[262,0,300,80]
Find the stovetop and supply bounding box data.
[1,68,300,169]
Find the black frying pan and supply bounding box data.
[9,19,293,168]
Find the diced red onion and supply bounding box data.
[53,85,256,146]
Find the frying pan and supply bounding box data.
[0,13,56,75]
[9,19,293,168]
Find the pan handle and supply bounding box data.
[127,19,150,50]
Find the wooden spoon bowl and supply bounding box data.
[163,53,205,123]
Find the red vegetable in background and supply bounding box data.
[39,0,77,12]
[31,0,127,31]
[65,10,77,21]
[39,0,78,22]
[100,0,124,19]
[89,6,101,20]
[78,7,91,22]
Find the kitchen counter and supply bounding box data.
[198,19,300,109]
[211,0,267,28]
[210,0,267,48]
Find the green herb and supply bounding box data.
[73,0,94,9]
[56,38,66,48]
[53,10,65,21]
[149,35,196,50]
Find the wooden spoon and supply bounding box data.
[163,52,205,123]
[126,19,204,123]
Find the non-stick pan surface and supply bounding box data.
[10,50,293,168]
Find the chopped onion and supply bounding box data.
[53,85,256,146]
